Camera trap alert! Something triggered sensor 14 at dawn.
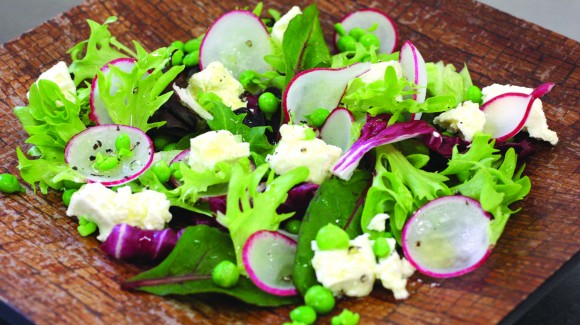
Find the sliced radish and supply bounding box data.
[402,196,492,278]
[65,124,154,186]
[200,10,272,79]
[283,63,371,124]
[481,83,554,142]
[168,149,190,187]
[242,230,298,296]
[399,41,427,120]
[333,9,399,54]
[90,58,138,125]
[319,108,355,152]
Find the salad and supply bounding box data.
[6,2,560,324]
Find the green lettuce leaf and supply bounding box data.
[361,144,450,242]
[135,161,235,216]
[217,160,308,272]
[199,93,274,159]
[97,43,184,132]
[342,65,456,121]
[425,61,473,106]
[125,225,299,306]
[68,16,137,85]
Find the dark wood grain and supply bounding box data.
[1,0,579,324]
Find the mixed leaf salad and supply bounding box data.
[8,2,560,324]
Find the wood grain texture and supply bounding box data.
[0,0,579,324]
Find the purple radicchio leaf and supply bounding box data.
[332,115,435,180]
[101,224,184,261]
[422,130,470,158]
[277,182,320,218]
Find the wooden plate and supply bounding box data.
[0,0,578,323]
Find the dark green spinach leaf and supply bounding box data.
[124,225,299,307]
[283,4,331,86]
[292,171,371,295]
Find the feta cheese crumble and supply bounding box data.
[173,61,247,119]
[188,130,250,172]
[66,183,172,241]
[433,100,485,142]
[358,61,403,84]
[32,61,76,102]
[482,84,558,145]
[312,234,415,299]
[374,238,415,300]
[266,124,342,184]
[367,213,390,232]
[311,234,376,297]
[271,6,302,45]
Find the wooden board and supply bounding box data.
[0,0,579,323]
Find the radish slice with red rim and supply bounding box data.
[242,230,298,296]
[200,10,272,79]
[283,63,371,124]
[333,8,399,54]
[399,41,427,120]
[319,108,355,152]
[65,124,154,186]
[402,195,492,278]
[90,58,138,125]
[481,83,554,142]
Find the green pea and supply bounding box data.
[306,108,331,128]
[258,92,280,114]
[117,148,133,159]
[284,219,302,234]
[183,51,200,67]
[93,153,118,171]
[359,33,380,50]
[212,260,240,288]
[77,216,97,237]
[337,35,357,52]
[171,49,185,66]
[466,85,483,104]
[289,305,317,324]
[348,27,366,41]
[62,189,78,207]
[151,160,172,183]
[163,143,177,151]
[184,37,202,53]
[153,134,176,151]
[334,23,347,37]
[115,133,131,152]
[62,180,82,190]
[239,70,257,89]
[316,224,350,251]
[169,40,184,51]
[0,173,23,194]
[372,237,391,258]
[331,309,360,325]
[304,285,335,314]
[303,127,316,140]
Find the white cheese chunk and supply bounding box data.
[359,61,403,84]
[433,100,485,142]
[189,130,250,172]
[367,213,390,232]
[66,183,172,241]
[271,6,302,45]
[266,124,342,184]
[482,84,558,145]
[34,61,76,102]
[312,234,376,297]
[188,61,247,110]
[375,247,416,300]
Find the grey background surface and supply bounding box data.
[0,0,579,43]
[0,0,578,324]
